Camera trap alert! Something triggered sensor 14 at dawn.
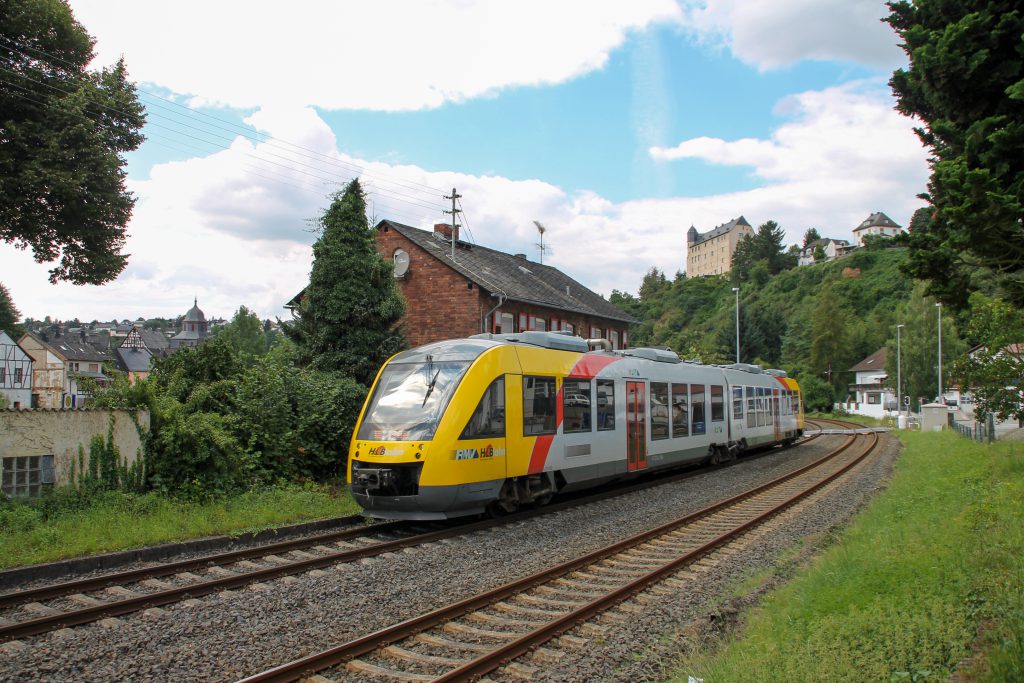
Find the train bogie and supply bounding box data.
[348,332,803,520]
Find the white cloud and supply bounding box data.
[3,84,928,322]
[69,0,682,111]
[681,0,904,71]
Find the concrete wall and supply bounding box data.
[0,408,150,488]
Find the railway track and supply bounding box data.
[0,420,832,644]
[237,427,878,683]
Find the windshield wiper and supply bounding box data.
[422,368,441,406]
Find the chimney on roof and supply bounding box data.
[514,253,527,259]
[434,222,458,242]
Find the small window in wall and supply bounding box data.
[622,331,628,348]
[532,316,547,332]
[732,386,743,418]
[563,378,592,433]
[867,392,881,404]
[523,376,557,435]
[608,330,620,350]
[561,321,574,335]
[650,382,669,440]
[461,376,505,439]
[519,313,528,332]
[710,385,724,421]
[550,317,559,332]
[596,380,615,430]
[691,384,706,435]
[0,367,5,383]
[590,326,602,339]
[14,368,23,384]
[2,455,55,498]
[671,383,688,437]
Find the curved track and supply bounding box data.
[0,420,829,643]
[238,427,879,683]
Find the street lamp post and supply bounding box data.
[936,302,943,402]
[732,287,740,363]
[897,324,904,417]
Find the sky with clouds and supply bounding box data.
[2,0,929,322]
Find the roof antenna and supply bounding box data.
[533,221,550,264]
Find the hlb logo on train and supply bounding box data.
[367,446,403,456]
[454,445,504,460]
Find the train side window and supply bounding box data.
[523,376,557,435]
[461,376,505,439]
[650,382,669,440]
[691,384,706,435]
[732,386,743,419]
[596,380,615,430]
[671,383,688,437]
[710,385,724,421]
[747,387,756,428]
[563,378,592,433]
[757,387,767,427]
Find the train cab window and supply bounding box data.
[710,385,725,421]
[691,384,706,435]
[523,376,558,435]
[747,387,756,428]
[671,383,688,437]
[596,380,615,430]
[461,376,505,439]
[650,382,669,440]
[732,387,743,418]
[563,378,593,433]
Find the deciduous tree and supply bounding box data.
[886,1,1024,307]
[283,179,405,384]
[952,292,1024,423]
[1,0,145,284]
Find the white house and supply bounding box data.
[852,212,903,246]
[0,331,33,409]
[840,348,896,418]
[799,237,851,266]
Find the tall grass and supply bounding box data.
[0,483,361,569]
[670,431,1024,682]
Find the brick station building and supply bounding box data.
[288,220,639,349]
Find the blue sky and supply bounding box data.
[3,1,928,321]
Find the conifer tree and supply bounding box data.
[283,179,405,384]
[0,283,19,334]
[809,284,850,391]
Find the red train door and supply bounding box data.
[626,381,647,471]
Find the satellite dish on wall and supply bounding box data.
[393,249,410,278]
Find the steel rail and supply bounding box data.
[0,430,820,639]
[236,432,866,683]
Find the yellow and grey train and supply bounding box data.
[348,331,804,520]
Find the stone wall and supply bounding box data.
[0,408,149,488]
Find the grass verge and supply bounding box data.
[669,430,1024,682]
[0,483,361,569]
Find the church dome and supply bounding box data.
[184,298,206,323]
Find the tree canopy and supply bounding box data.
[1,0,145,284]
[283,179,405,384]
[886,1,1024,307]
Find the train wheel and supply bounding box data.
[487,480,520,517]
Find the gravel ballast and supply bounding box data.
[0,433,898,682]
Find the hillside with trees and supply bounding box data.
[612,245,966,411]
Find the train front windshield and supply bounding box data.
[357,360,469,441]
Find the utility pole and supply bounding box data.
[732,287,740,363]
[936,301,943,402]
[444,188,462,260]
[897,323,904,418]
